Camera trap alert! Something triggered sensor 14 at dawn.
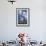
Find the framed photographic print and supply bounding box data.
[16,8,30,27]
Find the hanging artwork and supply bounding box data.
[16,8,30,27]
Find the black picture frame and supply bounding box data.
[16,8,30,27]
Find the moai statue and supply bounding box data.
[18,32,25,46]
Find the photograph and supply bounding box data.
[16,8,30,27]
[0,0,46,46]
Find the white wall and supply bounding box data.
[0,0,46,41]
